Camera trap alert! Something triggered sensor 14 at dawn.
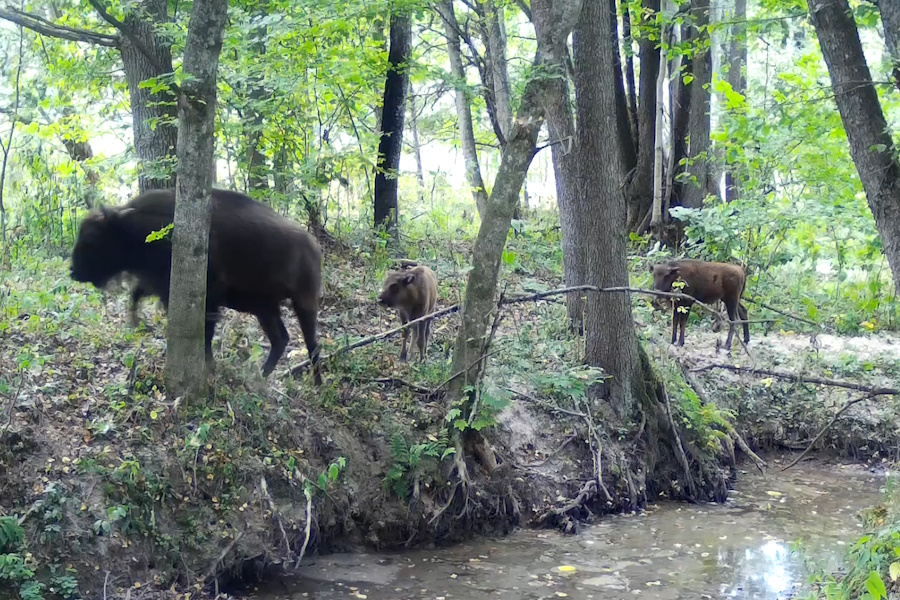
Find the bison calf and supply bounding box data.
[70,188,323,384]
[378,265,437,362]
[649,259,750,351]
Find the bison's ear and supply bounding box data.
[647,264,655,273]
[403,272,416,285]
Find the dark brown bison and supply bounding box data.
[649,259,750,350]
[70,188,323,384]
[378,265,438,362]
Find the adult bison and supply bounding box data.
[70,188,323,384]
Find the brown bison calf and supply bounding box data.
[378,265,437,362]
[649,259,750,351]
[70,188,323,384]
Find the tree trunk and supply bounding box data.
[245,4,269,193]
[574,0,644,415]
[878,0,900,93]
[681,0,712,209]
[165,0,227,401]
[626,0,661,232]
[666,19,689,211]
[809,0,900,294]
[373,11,412,234]
[724,0,746,201]
[446,0,583,462]
[120,0,179,194]
[621,0,639,149]
[407,87,427,204]
[542,0,584,331]
[610,0,637,175]
[485,0,512,140]
[438,0,488,217]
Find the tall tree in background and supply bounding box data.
[809,0,900,294]
[724,0,747,202]
[373,8,413,234]
[165,0,228,400]
[0,1,178,193]
[573,0,645,411]
[625,0,661,232]
[680,0,712,210]
[244,1,271,193]
[438,0,488,217]
[876,0,900,93]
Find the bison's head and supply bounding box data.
[649,262,681,309]
[70,207,132,288]
[378,270,418,309]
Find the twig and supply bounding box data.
[429,351,497,398]
[781,393,879,472]
[744,297,827,330]
[659,378,697,500]
[525,434,577,467]
[103,571,110,600]
[293,490,313,568]
[690,363,899,396]
[204,531,243,582]
[363,377,432,395]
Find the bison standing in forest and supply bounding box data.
[378,265,438,363]
[69,188,323,384]
[649,259,750,351]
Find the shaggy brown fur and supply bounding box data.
[378,265,438,362]
[649,259,750,350]
[70,188,323,384]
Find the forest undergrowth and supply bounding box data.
[1,212,899,600]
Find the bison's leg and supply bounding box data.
[677,303,690,346]
[399,315,410,362]
[723,298,739,351]
[204,311,219,372]
[128,285,147,328]
[420,319,432,362]
[291,296,322,386]
[415,322,427,363]
[256,307,289,377]
[738,303,750,343]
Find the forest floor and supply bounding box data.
[1,248,898,600]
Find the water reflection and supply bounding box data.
[244,462,882,600]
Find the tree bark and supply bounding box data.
[542,0,584,331]
[621,0,639,149]
[878,0,900,93]
[650,20,668,233]
[438,0,488,217]
[724,0,746,201]
[245,4,270,193]
[485,0,512,140]
[118,0,179,193]
[809,0,900,295]
[373,11,412,234]
[447,0,583,423]
[681,0,712,209]
[626,0,661,232]
[574,0,644,415]
[165,0,227,401]
[666,19,689,211]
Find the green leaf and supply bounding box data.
[865,571,886,600]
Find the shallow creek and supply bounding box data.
[247,461,884,600]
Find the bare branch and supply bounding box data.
[0,7,119,47]
[690,363,899,396]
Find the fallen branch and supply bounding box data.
[680,364,767,473]
[781,393,879,472]
[690,363,899,396]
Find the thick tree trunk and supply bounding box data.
[165,0,227,401]
[626,0,661,232]
[681,0,712,209]
[438,0,488,217]
[120,0,178,194]
[667,19,689,211]
[724,0,746,201]
[574,0,644,414]
[485,0,512,139]
[447,0,583,431]
[650,23,668,233]
[373,12,412,234]
[809,0,900,294]
[542,0,584,331]
[878,0,900,92]
[621,0,639,149]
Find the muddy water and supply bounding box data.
[249,462,884,600]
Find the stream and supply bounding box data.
[246,460,885,600]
